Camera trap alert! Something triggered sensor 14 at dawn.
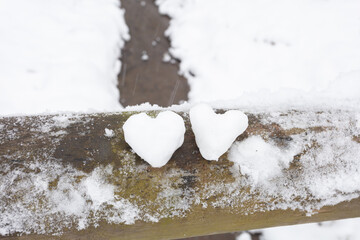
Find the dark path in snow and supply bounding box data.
[117,1,257,239]
[118,0,189,107]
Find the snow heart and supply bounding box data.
[189,104,248,161]
[123,111,185,168]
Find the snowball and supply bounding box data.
[123,111,185,168]
[104,128,115,138]
[189,103,248,161]
[228,136,293,184]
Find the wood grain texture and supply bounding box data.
[1,109,360,239]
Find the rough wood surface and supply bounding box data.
[1,109,360,239]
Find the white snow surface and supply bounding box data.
[0,0,129,115]
[258,218,360,240]
[0,160,140,235]
[123,111,185,168]
[227,110,360,211]
[156,0,360,108]
[229,136,296,185]
[104,128,115,138]
[236,232,252,240]
[189,103,248,160]
[228,110,360,239]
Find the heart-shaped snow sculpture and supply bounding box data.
[190,104,248,161]
[123,111,185,168]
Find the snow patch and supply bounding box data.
[189,104,248,160]
[236,232,252,240]
[0,0,129,115]
[123,111,185,167]
[104,128,115,138]
[82,168,115,209]
[0,161,140,236]
[229,136,295,185]
[356,114,360,130]
[260,218,360,240]
[157,0,360,108]
[52,115,72,128]
[225,111,360,214]
[163,52,171,62]
[50,130,68,136]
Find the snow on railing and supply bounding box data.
[0,108,360,239]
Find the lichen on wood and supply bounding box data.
[1,109,360,239]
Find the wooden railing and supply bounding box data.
[1,109,360,239]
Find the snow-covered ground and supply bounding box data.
[157,0,360,109]
[0,0,129,115]
[237,218,360,240]
[250,218,360,240]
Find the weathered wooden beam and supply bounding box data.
[0,109,360,239]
